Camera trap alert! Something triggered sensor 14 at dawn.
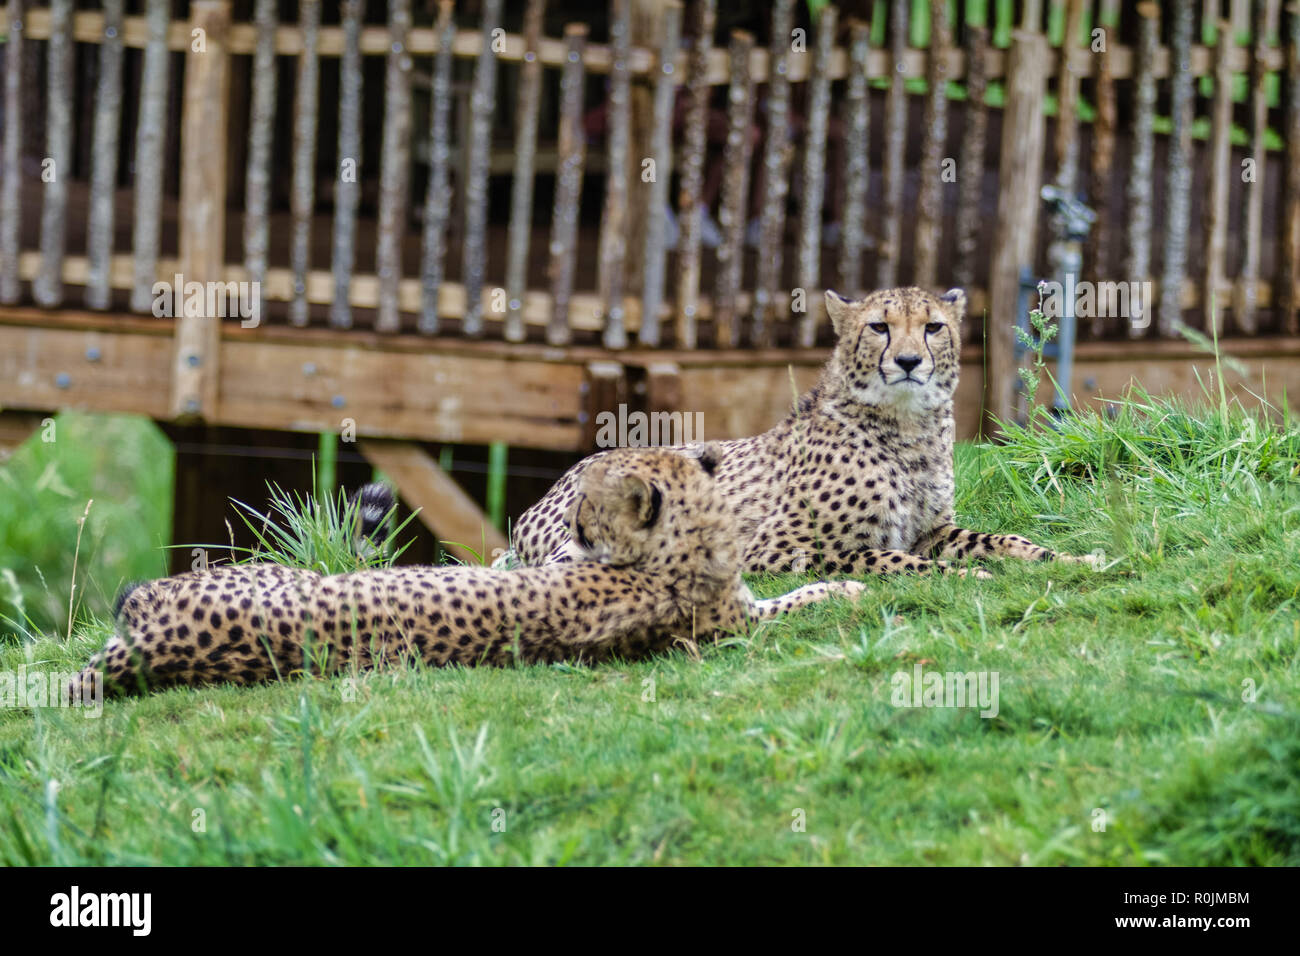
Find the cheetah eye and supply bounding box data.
[573,520,593,552]
[869,322,889,334]
[925,322,944,334]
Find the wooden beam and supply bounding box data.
[986,30,1048,433]
[0,315,588,450]
[582,360,627,450]
[19,244,1273,339]
[171,1,231,419]
[0,322,175,418]
[644,361,682,420]
[2,312,1298,447]
[358,439,508,565]
[14,5,1287,84]
[218,339,584,449]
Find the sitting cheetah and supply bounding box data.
[68,446,863,698]
[510,286,1095,576]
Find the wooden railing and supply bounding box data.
[1,0,1298,426]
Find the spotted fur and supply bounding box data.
[68,446,863,698]
[510,287,1097,576]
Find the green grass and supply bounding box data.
[0,412,172,641]
[0,395,1297,865]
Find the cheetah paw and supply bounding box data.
[840,580,869,599]
[952,566,994,579]
[1059,551,1104,569]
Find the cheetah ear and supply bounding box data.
[939,288,967,317]
[619,474,662,528]
[687,441,724,476]
[824,289,854,337]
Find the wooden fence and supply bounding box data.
[1,1,1299,427]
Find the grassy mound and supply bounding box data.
[0,394,1296,864]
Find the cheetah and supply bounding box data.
[68,446,864,698]
[509,286,1096,576]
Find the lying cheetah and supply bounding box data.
[510,287,1095,576]
[68,446,863,698]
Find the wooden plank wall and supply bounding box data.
[0,1,1298,434]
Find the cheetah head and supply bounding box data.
[823,286,966,415]
[566,443,739,583]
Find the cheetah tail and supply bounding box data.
[69,586,152,702]
[111,581,144,619]
[65,584,145,702]
[66,637,120,704]
[350,482,397,555]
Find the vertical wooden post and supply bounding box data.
[330,0,366,330]
[1159,0,1196,337]
[600,0,633,349]
[171,1,231,420]
[375,0,412,334]
[674,0,716,351]
[85,0,125,311]
[638,0,682,348]
[1204,15,1235,335]
[288,0,321,327]
[1126,2,1159,338]
[1085,0,1119,337]
[912,0,950,292]
[1236,0,1281,333]
[1021,0,1043,30]
[243,0,277,318]
[548,24,588,345]
[1281,0,1300,335]
[33,0,73,308]
[953,16,988,297]
[753,0,795,346]
[623,0,665,303]
[985,30,1048,434]
[504,0,546,343]
[839,19,871,298]
[714,29,755,349]
[419,1,455,335]
[1051,0,1085,196]
[795,4,836,348]
[878,0,909,288]
[0,0,26,305]
[462,0,504,337]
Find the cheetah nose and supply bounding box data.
[895,354,922,373]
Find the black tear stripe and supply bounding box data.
[644,486,663,528]
[861,322,890,381]
[572,493,591,549]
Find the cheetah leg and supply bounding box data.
[745,580,867,620]
[541,539,587,565]
[916,524,1098,566]
[750,546,975,577]
[835,548,991,578]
